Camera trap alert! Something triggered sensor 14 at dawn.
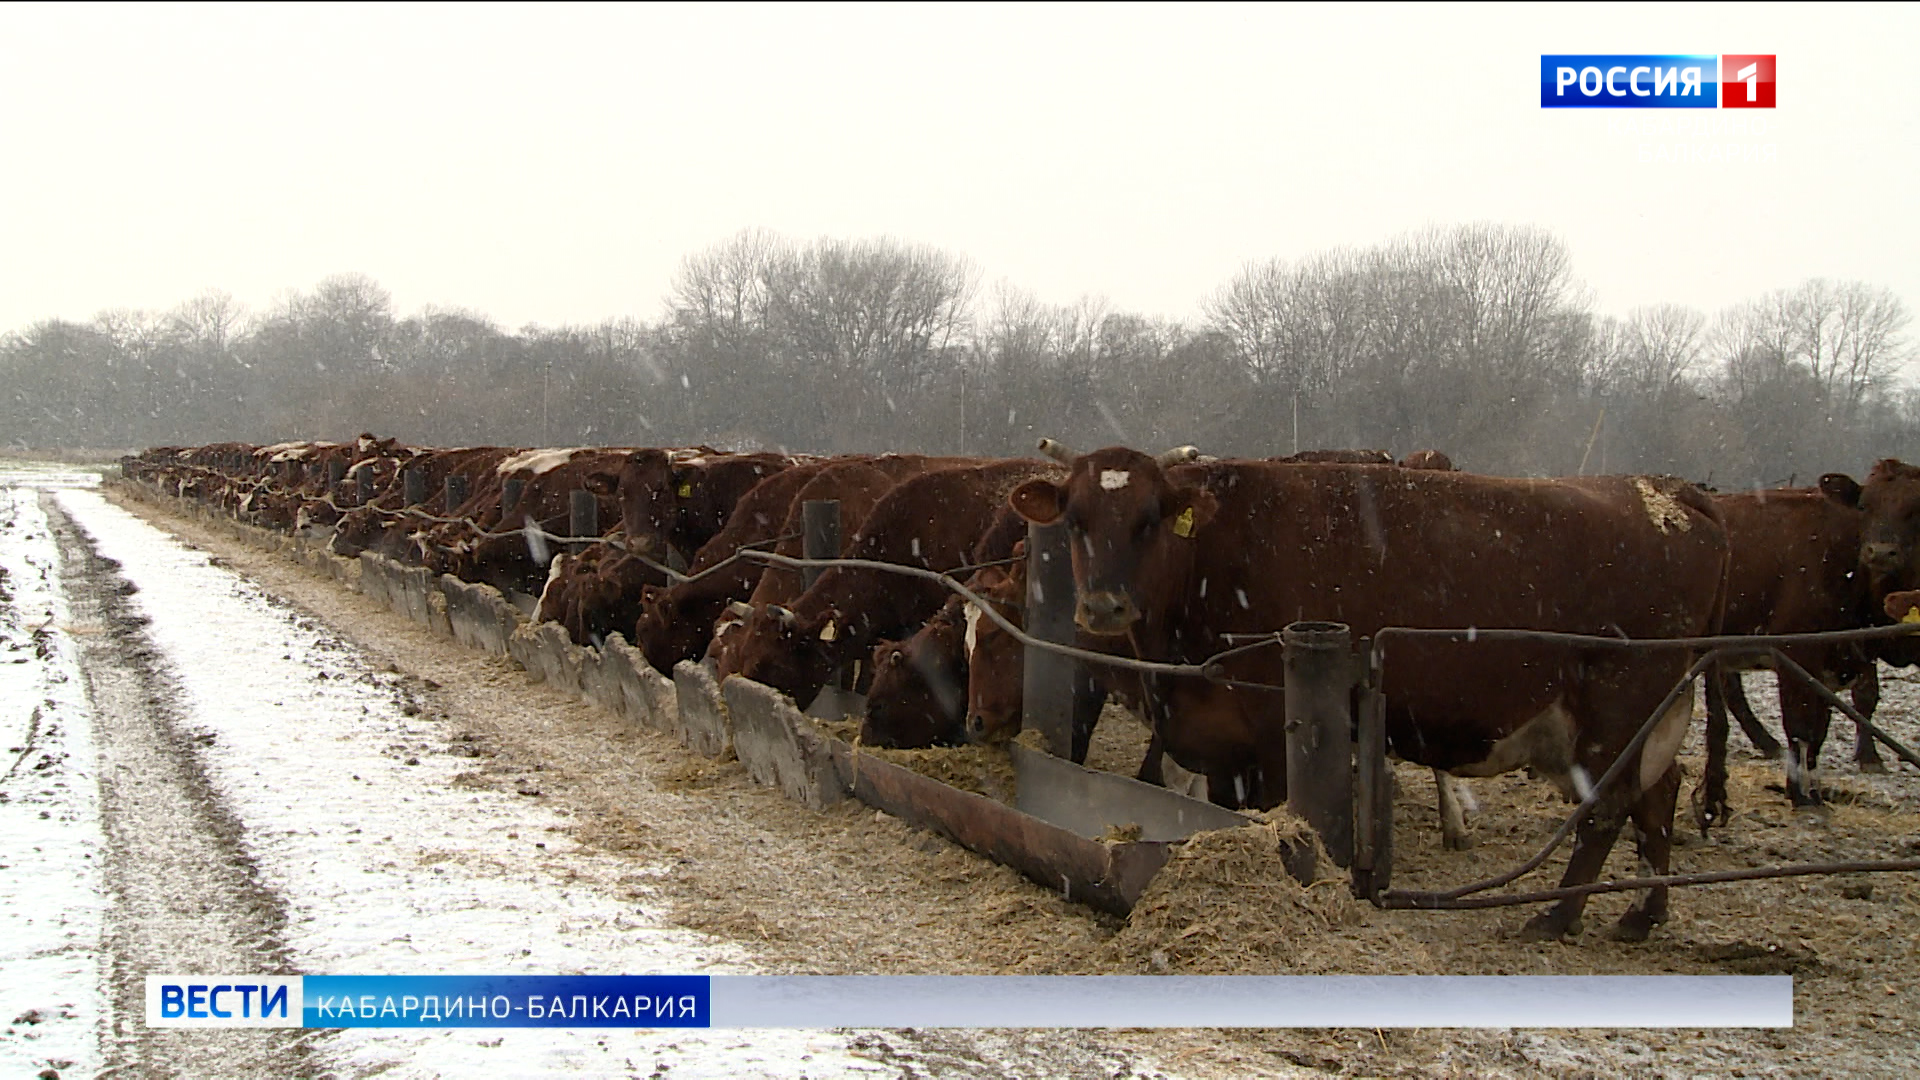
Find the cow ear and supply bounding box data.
[1819,473,1862,508]
[1009,480,1064,525]
[1165,485,1218,536]
[1871,458,1920,483]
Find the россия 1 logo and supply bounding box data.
[1540,55,1775,108]
[1720,55,1775,108]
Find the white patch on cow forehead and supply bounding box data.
[964,603,984,658]
[1631,476,1692,534]
[1099,470,1131,491]
[496,447,588,476]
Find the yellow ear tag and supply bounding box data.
[1903,607,1920,625]
[1172,507,1196,538]
[819,621,838,642]
[677,482,693,497]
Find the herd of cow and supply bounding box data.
[120,435,1920,942]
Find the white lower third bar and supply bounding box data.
[709,976,1791,1028]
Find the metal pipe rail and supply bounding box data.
[1380,859,1920,910]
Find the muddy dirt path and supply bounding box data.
[45,497,315,1079]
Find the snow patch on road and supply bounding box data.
[0,485,106,1080]
[57,490,887,1078]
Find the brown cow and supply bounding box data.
[728,459,1059,708]
[667,451,812,563]
[633,460,835,673]
[1008,445,1728,941]
[1697,480,1882,827]
[536,450,811,647]
[1859,459,1920,589]
[611,447,801,568]
[862,550,1029,750]
[434,447,638,597]
[1833,461,1920,682]
[708,455,969,676]
[332,446,517,563]
[959,448,1480,842]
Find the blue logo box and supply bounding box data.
[1541,56,1719,108]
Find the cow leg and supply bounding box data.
[1696,665,1734,834]
[1724,670,1782,759]
[1851,665,1887,773]
[1526,664,1687,942]
[1135,723,1167,786]
[1434,770,1475,850]
[1519,802,1628,941]
[1778,675,1832,807]
[1613,762,1680,942]
[1207,767,1262,810]
[1069,669,1105,766]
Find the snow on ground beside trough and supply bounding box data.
[0,482,106,1080]
[56,488,889,1078]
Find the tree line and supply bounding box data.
[3,223,1913,487]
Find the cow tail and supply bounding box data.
[1680,481,1732,639]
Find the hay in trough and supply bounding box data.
[812,716,1019,801]
[1098,809,1425,974]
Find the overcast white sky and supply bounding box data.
[1,2,1912,333]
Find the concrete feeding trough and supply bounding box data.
[717,673,1297,916]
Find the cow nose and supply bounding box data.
[1864,542,1903,573]
[965,712,985,741]
[1076,590,1138,632]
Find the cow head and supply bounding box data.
[1399,449,1456,471]
[1008,442,1213,636]
[618,449,679,559]
[731,603,845,702]
[1852,461,1920,585]
[861,610,968,749]
[635,584,708,674]
[705,601,756,672]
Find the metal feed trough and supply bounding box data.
[712,670,1280,917]
[690,505,1309,916]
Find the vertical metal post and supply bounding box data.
[1352,645,1394,900]
[503,476,525,513]
[1023,521,1077,758]
[327,459,346,487]
[402,466,427,507]
[356,467,374,505]
[445,474,469,511]
[569,489,598,548]
[801,500,840,589]
[1283,620,1355,868]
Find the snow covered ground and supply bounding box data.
[0,463,903,1079]
[0,478,106,1080]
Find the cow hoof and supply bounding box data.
[1858,760,1889,775]
[1611,910,1660,943]
[1691,795,1730,837]
[1443,832,1475,851]
[1518,914,1580,942]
